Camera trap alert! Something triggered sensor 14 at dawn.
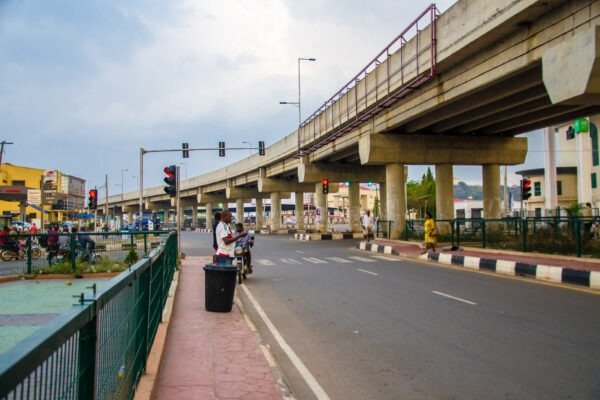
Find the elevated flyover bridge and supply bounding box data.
[107,0,600,239]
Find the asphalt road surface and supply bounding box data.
[181,231,600,400]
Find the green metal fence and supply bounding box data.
[0,231,178,400]
[404,217,600,257]
[0,231,171,277]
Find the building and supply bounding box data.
[0,163,86,226]
[517,115,599,216]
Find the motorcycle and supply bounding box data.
[50,243,101,265]
[234,232,254,284]
[0,240,42,261]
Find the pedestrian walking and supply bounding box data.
[422,211,438,254]
[362,210,374,242]
[30,223,37,235]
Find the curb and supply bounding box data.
[356,241,600,290]
[133,269,180,400]
[295,233,367,241]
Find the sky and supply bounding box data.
[0,0,545,198]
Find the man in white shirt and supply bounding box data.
[215,210,247,265]
[361,210,374,242]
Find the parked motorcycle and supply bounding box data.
[234,231,254,284]
[0,240,42,261]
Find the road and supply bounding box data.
[181,231,600,400]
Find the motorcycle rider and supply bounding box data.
[78,226,96,261]
[235,223,254,274]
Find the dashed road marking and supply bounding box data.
[257,259,275,266]
[370,255,402,262]
[432,291,477,305]
[325,257,352,263]
[280,258,301,265]
[302,257,328,264]
[348,256,377,263]
[357,269,378,276]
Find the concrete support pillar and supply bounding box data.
[379,183,387,220]
[255,199,264,230]
[235,199,244,224]
[348,183,361,232]
[482,164,501,219]
[386,163,406,240]
[126,211,133,224]
[435,164,455,222]
[270,192,281,231]
[295,192,305,230]
[191,206,198,228]
[316,183,328,233]
[206,203,213,230]
[544,126,558,214]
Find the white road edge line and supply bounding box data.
[240,285,331,400]
[357,269,379,276]
[432,291,477,305]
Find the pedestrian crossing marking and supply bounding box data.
[257,259,275,266]
[325,257,352,263]
[348,256,377,263]
[280,258,301,264]
[370,255,401,262]
[302,257,328,264]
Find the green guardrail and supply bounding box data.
[404,217,600,258]
[0,230,172,277]
[0,231,178,400]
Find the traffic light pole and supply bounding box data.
[138,144,265,243]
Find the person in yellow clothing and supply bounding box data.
[422,211,437,254]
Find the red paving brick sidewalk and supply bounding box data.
[151,257,284,400]
[371,239,600,272]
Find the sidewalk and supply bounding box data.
[361,239,600,288]
[144,256,285,400]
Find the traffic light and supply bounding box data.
[164,165,177,198]
[258,141,265,156]
[521,178,532,200]
[219,141,225,157]
[88,189,98,210]
[322,178,329,195]
[182,142,189,158]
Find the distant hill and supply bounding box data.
[453,181,520,200]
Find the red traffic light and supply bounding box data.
[322,178,329,194]
[164,165,177,197]
[88,189,96,199]
[521,178,532,200]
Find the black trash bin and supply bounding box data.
[203,263,237,312]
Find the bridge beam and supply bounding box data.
[359,134,527,165]
[543,24,600,105]
[298,164,385,183]
[258,177,315,193]
[226,187,271,200]
[197,193,227,204]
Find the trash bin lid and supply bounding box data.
[203,263,237,272]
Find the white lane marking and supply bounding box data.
[257,259,275,266]
[357,268,378,276]
[325,257,353,263]
[348,256,377,263]
[432,291,477,305]
[370,255,402,262]
[296,250,304,254]
[302,257,328,264]
[280,258,301,265]
[240,285,331,400]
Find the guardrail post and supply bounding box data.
[70,233,77,272]
[77,305,98,400]
[26,235,32,274]
[521,218,528,252]
[144,233,148,254]
[455,220,461,248]
[482,219,486,249]
[576,219,582,257]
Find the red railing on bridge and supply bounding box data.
[297,4,440,157]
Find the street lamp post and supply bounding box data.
[280,57,316,144]
[121,169,128,201]
[242,141,253,156]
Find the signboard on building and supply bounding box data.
[27,189,41,205]
[574,118,589,133]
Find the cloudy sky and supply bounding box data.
[0,0,543,197]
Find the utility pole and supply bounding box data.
[0,141,13,165]
[105,174,109,228]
